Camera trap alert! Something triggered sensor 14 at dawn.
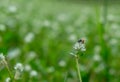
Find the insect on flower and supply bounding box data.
[77,39,84,44]
[73,39,86,52]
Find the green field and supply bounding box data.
[0,0,120,82]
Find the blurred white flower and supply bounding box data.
[93,54,101,61]
[0,53,5,62]
[5,77,11,82]
[73,39,86,52]
[0,24,6,31]
[24,32,35,43]
[107,14,115,22]
[81,46,86,52]
[0,53,7,65]
[94,45,101,54]
[109,38,118,45]
[70,52,75,56]
[57,14,68,22]
[43,20,51,27]
[14,63,24,80]
[24,64,31,72]
[7,48,21,59]
[58,60,66,67]
[30,70,38,77]
[111,23,119,30]
[26,51,36,62]
[14,63,24,72]
[69,34,77,42]
[47,66,55,73]
[8,5,17,13]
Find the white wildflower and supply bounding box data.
[0,53,5,62]
[43,20,51,27]
[5,77,11,82]
[70,52,75,56]
[14,63,24,80]
[24,32,35,43]
[26,51,36,62]
[0,24,6,31]
[24,64,31,72]
[8,5,17,13]
[7,48,21,59]
[58,60,66,67]
[14,63,24,72]
[47,66,55,73]
[0,53,6,64]
[93,54,101,61]
[69,34,77,42]
[94,45,101,54]
[107,14,115,22]
[73,39,86,52]
[30,70,38,77]
[111,23,119,30]
[109,38,118,45]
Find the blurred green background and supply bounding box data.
[0,0,120,82]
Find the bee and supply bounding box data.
[77,39,84,44]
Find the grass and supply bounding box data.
[0,0,120,82]
[75,55,82,82]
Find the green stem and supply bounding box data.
[75,55,82,82]
[96,0,109,81]
[4,61,15,82]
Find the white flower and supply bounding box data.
[30,70,38,77]
[69,34,77,42]
[14,63,24,72]
[0,24,6,31]
[8,5,17,13]
[109,38,117,45]
[0,53,7,65]
[24,32,35,43]
[24,64,31,72]
[58,60,66,67]
[5,77,11,82]
[43,20,51,27]
[0,53,5,63]
[26,51,37,62]
[93,54,101,61]
[14,63,24,80]
[7,48,21,59]
[94,45,101,54]
[107,14,115,22]
[47,66,55,73]
[73,40,86,52]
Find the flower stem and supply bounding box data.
[4,60,15,82]
[75,55,82,82]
